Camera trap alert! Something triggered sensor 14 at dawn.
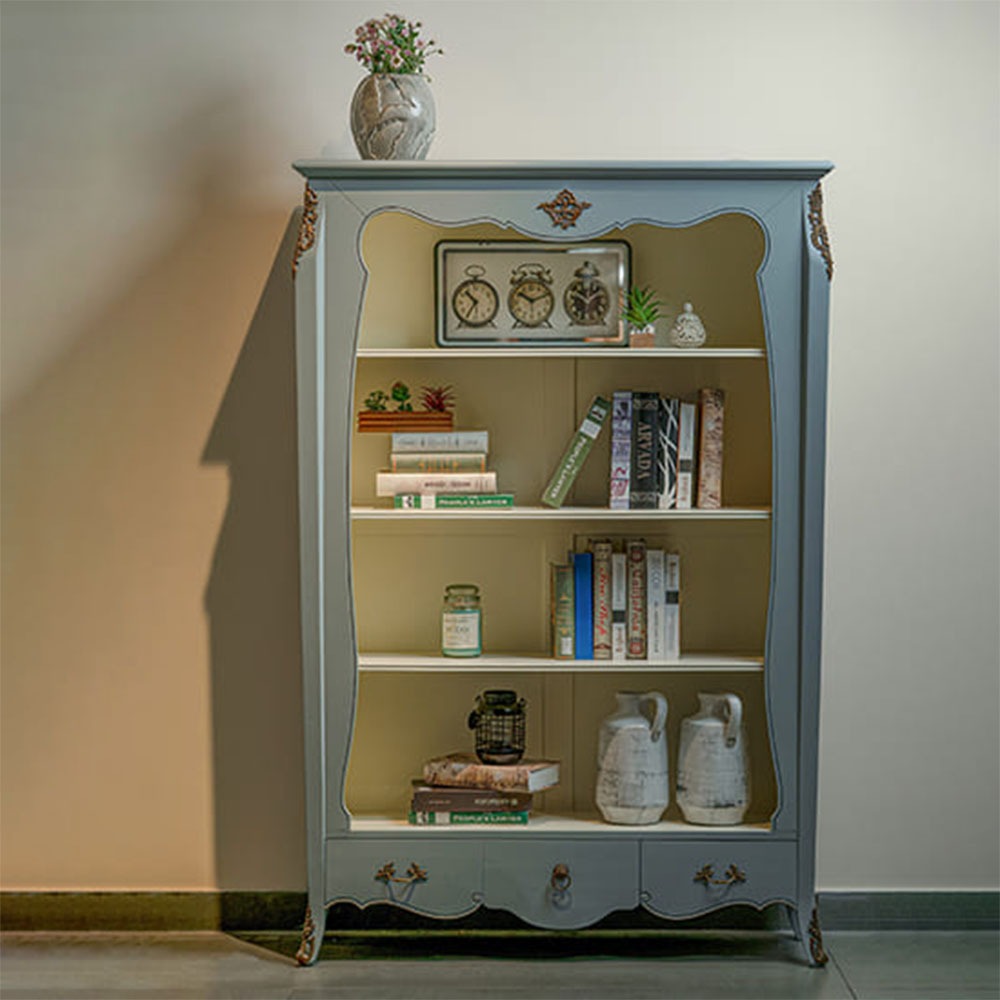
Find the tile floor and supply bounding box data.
[1,929,997,999]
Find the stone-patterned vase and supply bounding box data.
[668,302,707,348]
[350,74,435,160]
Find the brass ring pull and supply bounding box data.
[694,863,746,887]
[551,863,572,891]
[375,861,428,885]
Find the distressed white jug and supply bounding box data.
[595,691,669,825]
[677,692,750,825]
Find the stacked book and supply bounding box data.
[610,387,725,510]
[408,752,560,825]
[375,431,514,509]
[551,537,680,662]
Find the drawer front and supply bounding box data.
[484,839,639,929]
[642,840,797,918]
[326,839,483,917]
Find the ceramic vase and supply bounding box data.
[677,692,749,825]
[350,74,436,160]
[595,691,669,825]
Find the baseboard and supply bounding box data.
[1,890,996,933]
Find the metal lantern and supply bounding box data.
[468,690,526,765]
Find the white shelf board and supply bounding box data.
[357,347,765,359]
[350,814,773,835]
[351,505,770,521]
[357,653,764,673]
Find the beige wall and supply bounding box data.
[2,1,997,892]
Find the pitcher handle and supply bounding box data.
[642,691,668,741]
[723,694,742,747]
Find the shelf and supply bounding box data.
[351,505,771,521]
[357,347,766,359]
[357,653,764,673]
[349,814,774,835]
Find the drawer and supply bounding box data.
[642,840,797,918]
[484,839,638,929]
[325,838,482,917]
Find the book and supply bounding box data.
[658,396,680,509]
[541,395,611,508]
[393,493,514,509]
[629,391,659,509]
[591,539,613,660]
[626,538,647,659]
[410,782,533,813]
[646,548,667,659]
[664,551,681,660]
[611,550,628,661]
[676,401,698,509]
[408,810,530,825]
[422,753,560,793]
[573,551,594,659]
[391,430,489,453]
[609,390,633,509]
[696,387,725,509]
[376,471,497,497]
[390,452,487,472]
[550,562,575,659]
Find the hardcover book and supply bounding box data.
[393,493,514,509]
[573,551,594,659]
[696,387,725,509]
[611,550,628,661]
[658,396,680,509]
[626,538,648,659]
[390,452,487,473]
[550,562,575,659]
[629,391,660,509]
[376,471,497,497]
[609,390,632,509]
[646,548,667,659]
[422,753,560,793]
[676,401,698,509]
[665,551,681,660]
[391,430,489,453]
[410,782,533,812]
[541,395,611,508]
[408,810,530,825]
[591,539,613,660]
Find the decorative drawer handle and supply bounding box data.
[694,863,746,886]
[551,863,572,891]
[375,861,428,885]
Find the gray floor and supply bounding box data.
[1,929,997,999]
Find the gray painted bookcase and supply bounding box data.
[290,161,833,966]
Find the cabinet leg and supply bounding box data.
[785,903,802,940]
[790,902,829,967]
[295,902,326,966]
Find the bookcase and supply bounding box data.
[290,161,833,965]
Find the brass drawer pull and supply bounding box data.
[375,861,428,885]
[694,863,746,886]
[551,863,572,891]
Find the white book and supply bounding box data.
[391,430,489,453]
[665,552,681,660]
[676,401,698,509]
[646,549,666,659]
[609,391,632,509]
[376,471,497,497]
[611,551,628,661]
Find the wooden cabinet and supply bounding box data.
[291,161,833,966]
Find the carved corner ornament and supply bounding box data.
[292,183,319,279]
[808,906,829,966]
[808,184,834,281]
[294,904,318,966]
[538,189,592,230]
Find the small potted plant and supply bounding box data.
[625,286,663,348]
[358,380,456,433]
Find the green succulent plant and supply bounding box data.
[625,285,663,328]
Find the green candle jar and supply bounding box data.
[441,584,482,657]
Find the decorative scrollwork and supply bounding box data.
[808,184,834,281]
[808,907,829,966]
[694,863,747,886]
[375,860,429,885]
[292,182,318,279]
[538,189,592,229]
[294,905,318,966]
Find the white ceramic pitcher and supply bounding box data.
[595,691,669,825]
[677,692,749,825]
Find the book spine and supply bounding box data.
[408,810,530,825]
[393,493,514,508]
[390,452,487,472]
[411,788,533,811]
[676,401,698,509]
[629,391,659,509]
[391,430,489,453]
[376,471,497,497]
[550,563,575,659]
[541,396,611,508]
[573,551,594,659]
[646,548,666,659]
[658,397,680,509]
[696,387,725,509]
[664,551,681,660]
[611,551,628,661]
[609,391,633,509]
[626,539,647,659]
[591,540,613,660]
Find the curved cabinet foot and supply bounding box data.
[789,902,829,967]
[295,903,326,966]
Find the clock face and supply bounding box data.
[452,278,500,327]
[564,276,610,326]
[508,277,555,327]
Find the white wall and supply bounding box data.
[2,0,997,892]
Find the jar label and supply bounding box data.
[442,610,481,655]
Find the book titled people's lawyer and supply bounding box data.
[408,810,530,825]
[376,471,497,497]
[422,752,560,793]
[410,781,533,812]
[393,493,514,509]
[541,396,611,508]
[391,430,489,453]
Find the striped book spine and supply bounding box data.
[658,397,680,509]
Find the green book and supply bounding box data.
[408,810,530,825]
[393,493,515,509]
[541,396,611,508]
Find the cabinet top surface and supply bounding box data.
[292,159,834,182]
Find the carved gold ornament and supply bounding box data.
[294,905,318,966]
[375,860,429,885]
[808,907,829,966]
[538,189,592,229]
[808,184,834,281]
[292,183,319,278]
[694,863,747,886]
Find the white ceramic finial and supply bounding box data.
[669,302,707,348]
